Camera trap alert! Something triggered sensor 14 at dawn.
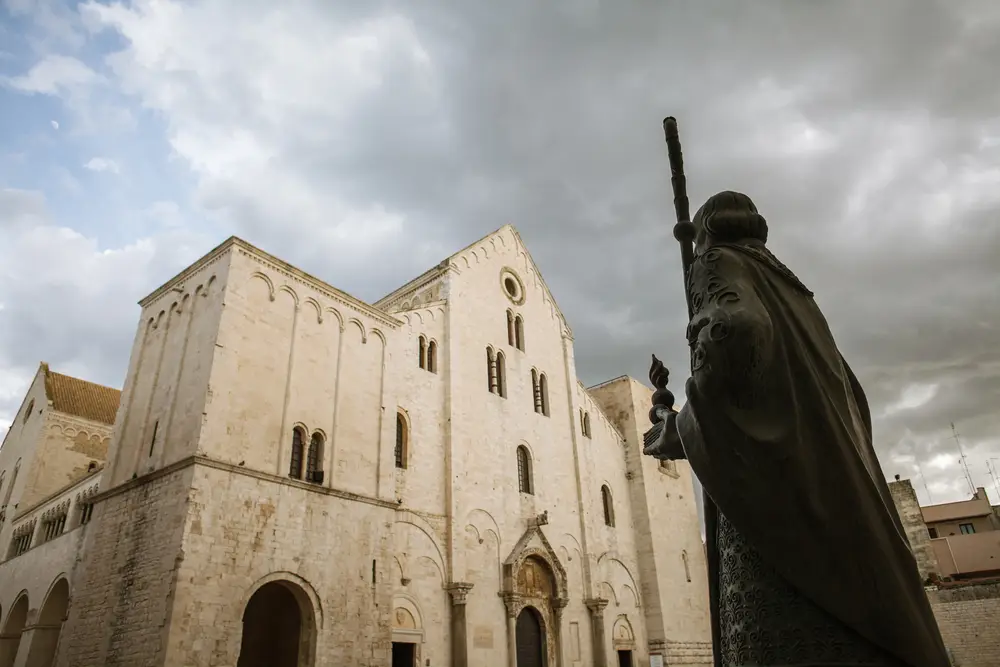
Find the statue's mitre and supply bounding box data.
[694,190,769,243]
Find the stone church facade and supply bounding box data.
[0,225,711,667]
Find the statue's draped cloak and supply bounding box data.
[675,244,950,667]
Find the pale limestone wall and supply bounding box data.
[0,471,98,626]
[443,229,603,665]
[588,376,712,666]
[107,253,229,487]
[166,463,396,666]
[393,295,448,514]
[392,511,450,664]
[205,246,401,500]
[56,466,193,667]
[17,412,109,510]
[576,383,649,665]
[0,368,49,551]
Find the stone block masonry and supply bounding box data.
[928,580,1000,667]
[56,464,193,667]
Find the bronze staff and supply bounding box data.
[659,116,722,666]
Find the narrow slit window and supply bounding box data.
[148,420,159,457]
[507,310,515,347]
[514,315,524,351]
[601,485,615,527]
[306,432,324,483]
[496,351,507,398]
[289,427,305,479]
[418,336,427,370]
[395,413,408,469]
[517,446,533,495]
[427,341,438,373]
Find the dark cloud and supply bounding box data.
[3,0,998,503]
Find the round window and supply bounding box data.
[500,269,525,305]
[504,277,518,298]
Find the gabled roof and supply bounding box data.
[375,224,571,334]
[41,363,121,426]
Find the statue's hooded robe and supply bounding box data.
[674,199,951,667]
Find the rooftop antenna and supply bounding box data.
[987,458,1000,503]
[951,422,976,496]
[909,438,934,504]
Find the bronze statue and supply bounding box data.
[644,123,952,667]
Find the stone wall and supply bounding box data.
[205,245,400,501]
[18,412,109,510]
[928,580,1000,667]
[0,367,51,550]
[56,465,193,667]
[588,376,712,666]
[167,461,396,666]
[887,478,940,581]
[107,254,229,487]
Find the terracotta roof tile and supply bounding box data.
[42,364,121,426]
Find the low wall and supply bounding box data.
[928,579,1000,667]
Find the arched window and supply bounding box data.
[395,413,408,469]
[487,347,498,394]
[289,428,305,479]
[427,340,438,373]
[516,446,533,495]
[601,485,615,527]
[496,350,507,398]
[507,310,515,347]
[418,336,427,370]
[305,432,324,483]
[539,373,549,416]
[514,315,524,351]
[583,412,591,438]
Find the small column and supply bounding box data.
[447,583,474,667]
[585,598,609,667]
[502,593,520,667]
[552,597,568,667]
[12,623,61,667]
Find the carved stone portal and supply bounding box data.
[501,524,569,667]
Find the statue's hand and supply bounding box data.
[643,409,686,461]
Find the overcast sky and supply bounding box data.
[1,0,998,506]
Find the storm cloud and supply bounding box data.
[2,0,998,505]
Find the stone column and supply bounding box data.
[447,583,473,667]
[585,598,609,667]
[552,597,568,667]
[502,593,519,667]
[13,623,61,667]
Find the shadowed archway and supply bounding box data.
[0,593,29,667]
[24,577,69,667]
[237,580,316,667]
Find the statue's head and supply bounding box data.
[692,191,768,254]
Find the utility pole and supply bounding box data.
[951,422,976,496]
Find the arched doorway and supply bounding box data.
[0,594,29,667]
[237,581,314,667]
[25,578,69,667]
[516,607,545,667]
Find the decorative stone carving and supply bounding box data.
[446,582,473,606]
